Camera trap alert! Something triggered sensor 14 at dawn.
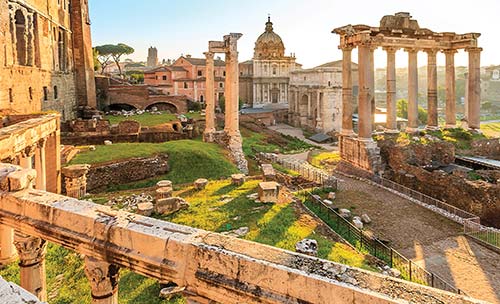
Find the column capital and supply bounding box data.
[465,47,483,53]
[369,45,378,52]
[382,46,399,53]
[203,51,214,59]
[442,49,458,55]
[423,48,438,56]
[14,232,47,267]
[84,256,120,300]
[339,45,355,51]
[37,138,47,149]
[404,47,419,53]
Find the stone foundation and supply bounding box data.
[209,131,249,174]
[83,155,169,192]
[339,136,382,174]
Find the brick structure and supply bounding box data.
[0,0,96,121]
[144,55,226,103]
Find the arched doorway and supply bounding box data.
[106,103,137,112]
[146,102,178,113]
[271,88,280,103]
[14,10,27,66]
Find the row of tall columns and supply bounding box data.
[340,45,482,136]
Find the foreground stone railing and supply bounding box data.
[0,164,486,304]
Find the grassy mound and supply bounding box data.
[69,140,238,190]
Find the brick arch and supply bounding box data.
[144,102,178,113]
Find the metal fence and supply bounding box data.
[261,153,332,186]
[464,219,500,251]
[378,177,481,223]
[299,187,465,295]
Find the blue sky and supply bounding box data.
[89,0,500,68]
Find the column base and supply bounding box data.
[425,125,440,131]
[444,124,458,129]
[203,129,216,143]
[341,129,356,137]
[384,129,400,134]
[405,127,419,134]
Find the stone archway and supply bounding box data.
[106,103,137,111]
[146,102,178,113]
[299,94,309,126]
[14,10,27,66]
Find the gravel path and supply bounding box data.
[334,174,500,303]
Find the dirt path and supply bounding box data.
[334,174,500,304]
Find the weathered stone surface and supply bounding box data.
[7,169,37,192]
[327,192,336,200]
[155,197,189,215]
[352,218,364,229]
[156,187,173,200]
[261,163,276,181]
[104,140,113,146]
[295,239,318,256]
[231,174,246,186]
[323,199,334,206]
[117,120,141,134]
[258,182,280,203]
[361,214,372,224]
[339,209,351,218]
[137,202,154,217]
[0,276,44,304]
[194,178,208,190]
[159,286,186,300]
[156,180,173,188]
[85,155,169,192]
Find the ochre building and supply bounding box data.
[0,0,96,121]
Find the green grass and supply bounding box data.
[481,122,500,138]
[69,140,238,190]
[310,151,341,169]
[164,180,373,270]
[241,127,314,158]
[104,112,203,127]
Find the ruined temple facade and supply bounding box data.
[239,17,301,107]
[0,0,96,121]
[334,12,482,174]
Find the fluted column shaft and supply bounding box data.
[466,47,482,130]
[369,47,376,125]
[444,50,457,128]
[426,49,438,129]
[406,48,419,132]
[358,44,373,140]
[384,47,398,131]
[341,47,354,135]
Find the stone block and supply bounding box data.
[156,180,172,188]
[7,169,37,191]
[353,218,364,229]
[231,174,246,186]
[339,209,351,219]
[295,239,318,256]
[194,178,208,190]
[156,187,173,200]
[323,199,334,206]
[327,192,336,200]
[155,197,189,215]
[258,181,280,203]
[261,163,276,181]
[118,120,141,134]
[361,214,372,224]
[104,140,113,145]
[137,202,154,217]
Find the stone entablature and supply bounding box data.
[0,164,486,304]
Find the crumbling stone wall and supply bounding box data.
[85,155,169,192]
[471,138,500,160]
[379,139,500,227]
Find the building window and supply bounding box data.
[9,88,13,103]
[43,87,48,101]
[219,82,223,88]
[273,67,277,75]
[29,87,33,100]
[155,75,158,80]
[223,71,226,77]
[198,70,202,76]
[304,76,307,81]
[184,82,188,89]
[54,86,58,99]
[14,10,27,66]
[162,75,167,81]
[328,81,331,87]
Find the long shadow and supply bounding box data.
[120,271,169,304]
[213,183,238,196]
[247,204,297,247]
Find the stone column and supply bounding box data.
[62,164,90,198]
[35,139,47,191]
[341,47,354,135]
[444,50,457,128]
[224,50,240,136]
[384,47,398,132]
[84,256,120,304]
[369,46,376,125]
[27,13,35,67]
[316,90,322,130]
[203,52,216,140]
[358,43,373,140]
[406,48,419,132]
[307,92,312,119]
[0,226,16,267]
[45,130,61,194]
[426,49,438,129]
[14,232,47,301]
[224,52,232,134]
[466,47,482,130]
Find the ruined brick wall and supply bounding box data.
[0,0,95,121]
[379,140,500,227]
[83,155,169,192]
[471,138,500,160]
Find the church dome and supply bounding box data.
[254,17,285,60]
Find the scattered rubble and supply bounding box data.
[159,286,186,300]
[105,193,153,212]
[327,192,336,200]
[361,214,372,224]
[155,197,189,215]
[295,239,318,256]
[339,209,351,218]
[194,178,208,190]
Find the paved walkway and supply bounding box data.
[333,174,500,304]
[268,124,337,150]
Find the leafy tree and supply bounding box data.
[92,48,100,72]
[93,43,134,77]
[418,106,428,125]
[93,44,114,74]
[396,99,408,119]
